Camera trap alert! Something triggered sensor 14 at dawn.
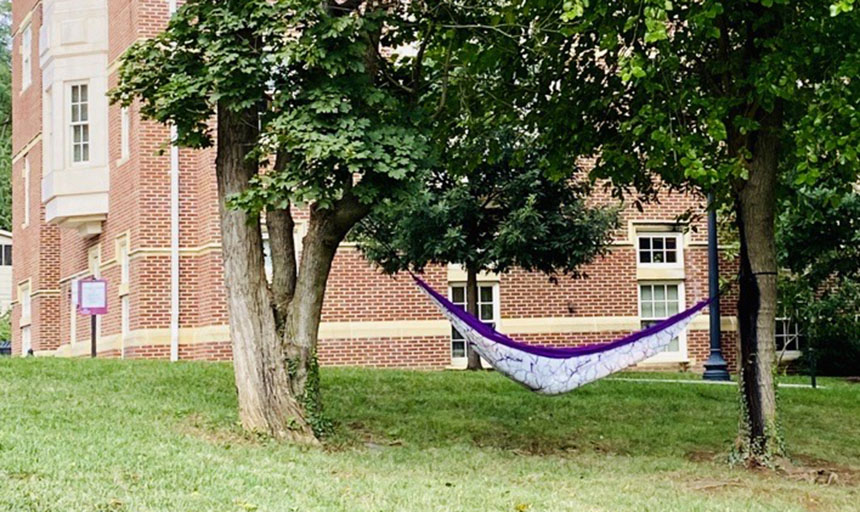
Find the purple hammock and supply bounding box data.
[413,275,712,395]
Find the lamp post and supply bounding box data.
[703,192,731,381]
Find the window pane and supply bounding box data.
[652,238,664,250]
[640,302,653,318]
[452,327,463,341]
[73,126,82,143]
[666,237,676,249]
[452,341,466,358]
[72,86,79,103]
[480,286,493,303]
[654,286,666,301]
[665,251,677,263]
[654,301,667,317]
[667,302,678,315]
[480,304,493,321]
[667,286,678,301]
[80,103,88,122]
[3,245,10,266]
[80,85,88,102]
[71,104,80,122]
[653,252,664,263]
[665,337,679,352]
[82,144,89,162]
[639,238,651,250]
[640,285,653,301]
[73,145,81,162]
[82,125,89,142]
[639,251,651,263]
[451,287,464,305]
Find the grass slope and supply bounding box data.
[0,359,857,512]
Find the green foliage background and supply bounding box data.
[0,0,12,231]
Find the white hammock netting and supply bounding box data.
[413,275,712,395]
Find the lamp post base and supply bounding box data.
[703,353,731,381]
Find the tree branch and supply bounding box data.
[267,152,298,327]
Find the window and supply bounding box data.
[70,281,77,344]
[121,296,130,337]
[120,107,130,161]
[639,283,683,354]
[21,25,32,91]
[776,318,801,352]
[117,237,130,285]
[21,326,31,356]
[637,233,681,265]
[19,282,31,322]
[70,84,90,163]
[449,283,498,360]
[88,246,101,277]
[22,157,30,227]
[0,244,11,266]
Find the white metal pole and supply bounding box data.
[170,125,180,362]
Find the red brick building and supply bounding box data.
[10,0,748,371]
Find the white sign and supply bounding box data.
[79,279,108,315]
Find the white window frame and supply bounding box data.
[638,281,688,363]
[0,244,11,266]
[21,24,32,92]
[637,232,684,268]
[121,295,130,338]
[117,236,130,286]
[68,82,91,165]
[21,326,31,356]
[22,157,30,227]
[120,106,130,162]
[448,282,500,368]
[19,281,32,325]
[70,280,78,344]
[776,317,801,361]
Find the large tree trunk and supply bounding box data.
[734,107,783,465]
[216,104,315,443]
[283,192,370,422]
[465,266,483,371]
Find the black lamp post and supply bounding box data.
[703,192,731,381]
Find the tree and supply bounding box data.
[0,0,13,231]
[111,0,515,442]
[777,177,859,377]
[474,0,860,465]
[354,131,617,370]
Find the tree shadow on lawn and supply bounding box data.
[321,368,740,458]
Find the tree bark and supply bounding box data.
[734,107,783,464]
[215,103,316,443]
[266,206,297,327]
[465,266,483,370]
[284,192,370,398]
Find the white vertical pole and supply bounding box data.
[170,125,180,362]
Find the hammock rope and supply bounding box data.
[412,274,714,395]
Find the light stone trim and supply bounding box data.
[636,267,686,281]
[54,324,232,357]
[11,134,42,164]
[447,263,499,283]
[46,314,740,358]
[318,319,450,340]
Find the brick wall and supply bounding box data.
[12,0,743,374]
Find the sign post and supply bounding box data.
[78,278,108,358]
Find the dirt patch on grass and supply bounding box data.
[782,455,860,487]
[176,413,256,447]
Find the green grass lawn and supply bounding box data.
[0,359,857,511]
